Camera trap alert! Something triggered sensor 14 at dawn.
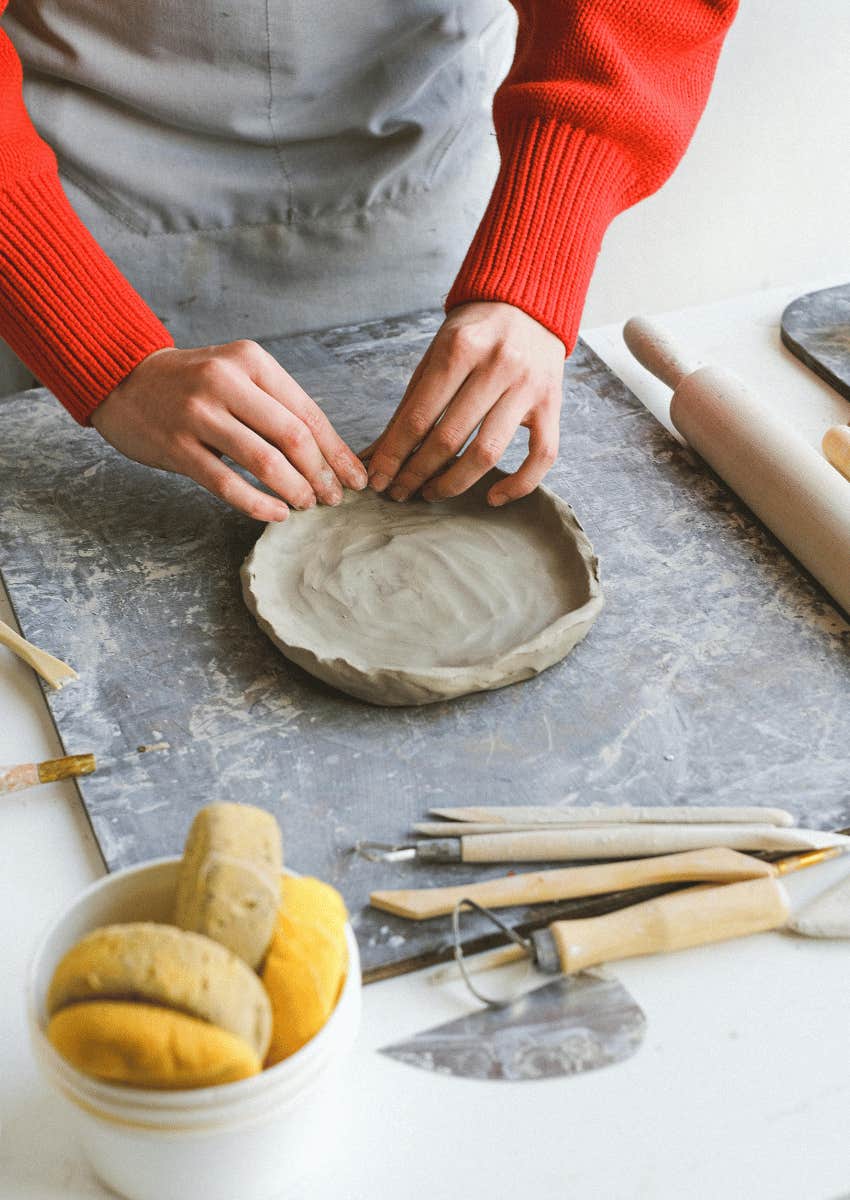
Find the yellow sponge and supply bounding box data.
[262,877,348,1065]
[48,1001,261,1089]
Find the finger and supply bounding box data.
[225,379,343,506]
[366,341,471,492]
[366,343,435,464]
[180,445,290,523]
[487,407,560,507]
[419,391,527,502]
[202,412,319,511]
[233,342,367,491]
[386,366,504,501]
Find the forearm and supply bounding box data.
[0,17,173,423]
[448,0,739,350]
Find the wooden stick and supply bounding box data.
[0,618,78,689]
[0,753,96,795]
[370,847,776,920]
[455,825,847,863]
[430,804,795,827]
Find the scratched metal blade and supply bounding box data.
[380,973,646,1081]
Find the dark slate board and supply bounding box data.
[2,310,850,981]
[781,282,850,400]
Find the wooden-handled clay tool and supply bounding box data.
[446,877,790,1004]
[0,618,78,689]
[0,753,96,796]
[369,845,831,920]
[822,424,850,482]
[623,317,850,616]
[432,846,837,991]
[429,804,795,827]
[356,823,848,865]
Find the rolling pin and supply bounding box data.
[623,318,850,616]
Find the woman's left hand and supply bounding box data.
[364,301,566,507]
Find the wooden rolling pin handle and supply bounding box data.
[822,424,850,482]
[549,876,790,974]
[622,317,698,392]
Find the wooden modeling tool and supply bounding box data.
[623,317,850,616]
[357,824,848,865]
[0,618,78,689]
[0,753,96,795]
[429,804,795,827]
[822,424,850,482]
[431,846,839,987]
[371,847,779,920]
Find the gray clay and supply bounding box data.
[241,470,603,706]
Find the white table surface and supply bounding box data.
[3,281,850,1200]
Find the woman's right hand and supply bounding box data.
[90,341,368,521]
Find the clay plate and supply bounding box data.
[241,470,603,706]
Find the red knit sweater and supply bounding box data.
[0,1,737,425]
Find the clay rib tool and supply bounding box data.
[431,846,839,986]
[623,316,850,617]
[379,972,647,1082]
[430,804,795,827]
[356,824,848,865]
[0,753,96,796]
[371,847,782,920]
[0,617,78,689]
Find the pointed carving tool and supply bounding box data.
[356,824,848,865]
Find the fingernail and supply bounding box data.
[272,505,289,522]
[369,472,391,492]
[388,486,408,502]
[421,490,436,503]
[350,464,369,490]
[489,493,508,507]
[326,488,343,507]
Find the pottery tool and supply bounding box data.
[822,424,850,482]
[356,824,848,865]
[380,971,646,1081]
[449,876,790,1000]
[429,804,795,827]
[0,753,96,795]
[623,316,850,616]
[0,617,78,689]
[431,846,839,988]
[368,845,832,920]
[787,870,850,938]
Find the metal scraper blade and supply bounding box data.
[379,972,646,1082]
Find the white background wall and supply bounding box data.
[581,0,850,328]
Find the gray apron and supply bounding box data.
[2,1,515,395]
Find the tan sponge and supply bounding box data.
[175,802,283,968]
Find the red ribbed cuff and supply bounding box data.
[0,167,173,424]
[446,118,634,352]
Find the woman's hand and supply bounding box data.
[365,302,566,507]
[91,341,367,521]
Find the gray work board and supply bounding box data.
[781,282,850,401]
[1,310,849,981]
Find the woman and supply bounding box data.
[0,0,737,518]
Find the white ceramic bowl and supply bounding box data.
[27,857,361,1200]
